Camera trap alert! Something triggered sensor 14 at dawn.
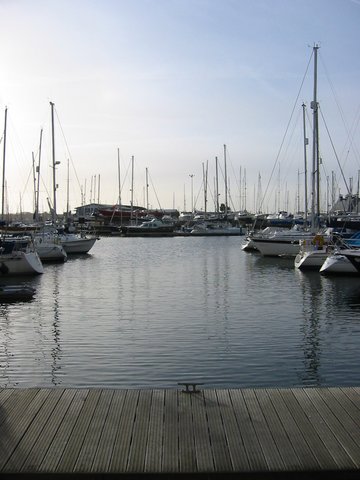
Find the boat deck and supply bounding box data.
[0,386,359,478]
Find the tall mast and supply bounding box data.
[2,107,7,220]
[32,152,36,214]
[223,144,228,216]
[215,156,219,215]
[66,159,70,219]
[35,128,43,222]
[310,44,320,231]
[50,101,57,223]
[302,102,309,226]
[130,155,134,221]
[117,148,121,207]
[145,167,149,210]
[202,161,208,215]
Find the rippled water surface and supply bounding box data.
[0,236,359,388]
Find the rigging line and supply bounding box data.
[21,165,34,203]
[259,49,313,213]
[54,108,82,191]
[148,172,163,211]
[319,107,350,195]
[320,53,360,165]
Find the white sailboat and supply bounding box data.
[0,108,43,276]
[295,45,331,270]
[48,102,98,254]
[34,231,68,262]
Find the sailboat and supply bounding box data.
[48,102,98,254]
[0,108,43,276]
[295,45,333,270]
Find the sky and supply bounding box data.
[0,0,360,215]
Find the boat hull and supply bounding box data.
[37,244,68,262]
[252,238,302,257]
[294,250,328,270]
[320,254,358,275]
[61,236,97,254]
[0,251,44,276]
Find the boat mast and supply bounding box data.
[2,107,7,221]
[66,158,70,220]
[215,156,219,215]
[145,167,149,211]
[202,161,208,215]
[117,148,121,207]
[130,155,134,222]
[302,103,308,226]
[224,144,228,216]
[310,44,320,231]
[34,128,43,222]
[50,101,58,224]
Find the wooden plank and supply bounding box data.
[109,389,139,472]
[320,388,360,444]
[0,389,48,471]
[20,389,77,472]
[280,389,338,470]
[0,388,14,407]
[204,389,233,472]
[178,389,197,472]
[144,389,165,473]
[341,387,360,415]
[3,389,64,472]
[55,389,101,472]
[0,388,38,428]
[242,388,284,471]
[291,388,354,470]
[0,386,358,476]
[268,389,319,470]
[303,388,360,468]
[126,389,152,472]
[74,389,114,472]
[191,391,214,472]
[39,389,89,472]
[216,389,250,472]
[90,389,127,473]
[229,389,268,471]
[161,389,179,472]
[254,389,301,471]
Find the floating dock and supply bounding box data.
[0,387,359,478]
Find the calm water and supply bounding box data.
[0,236,359,389]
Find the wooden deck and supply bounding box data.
[0,387,359,478]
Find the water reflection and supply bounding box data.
[1,238,360,388]
[297,271,324,386]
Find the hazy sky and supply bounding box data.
[0,0,359,215]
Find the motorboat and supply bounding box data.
[121,218,175,237]
[190,222,242,236]
[251,226,317,257]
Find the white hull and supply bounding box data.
[36,244,68,262]
[0,251,44,275]
[320,254,357,275]
[61,235,97,254]
[252,238,301,257]
[295,249,328,270]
